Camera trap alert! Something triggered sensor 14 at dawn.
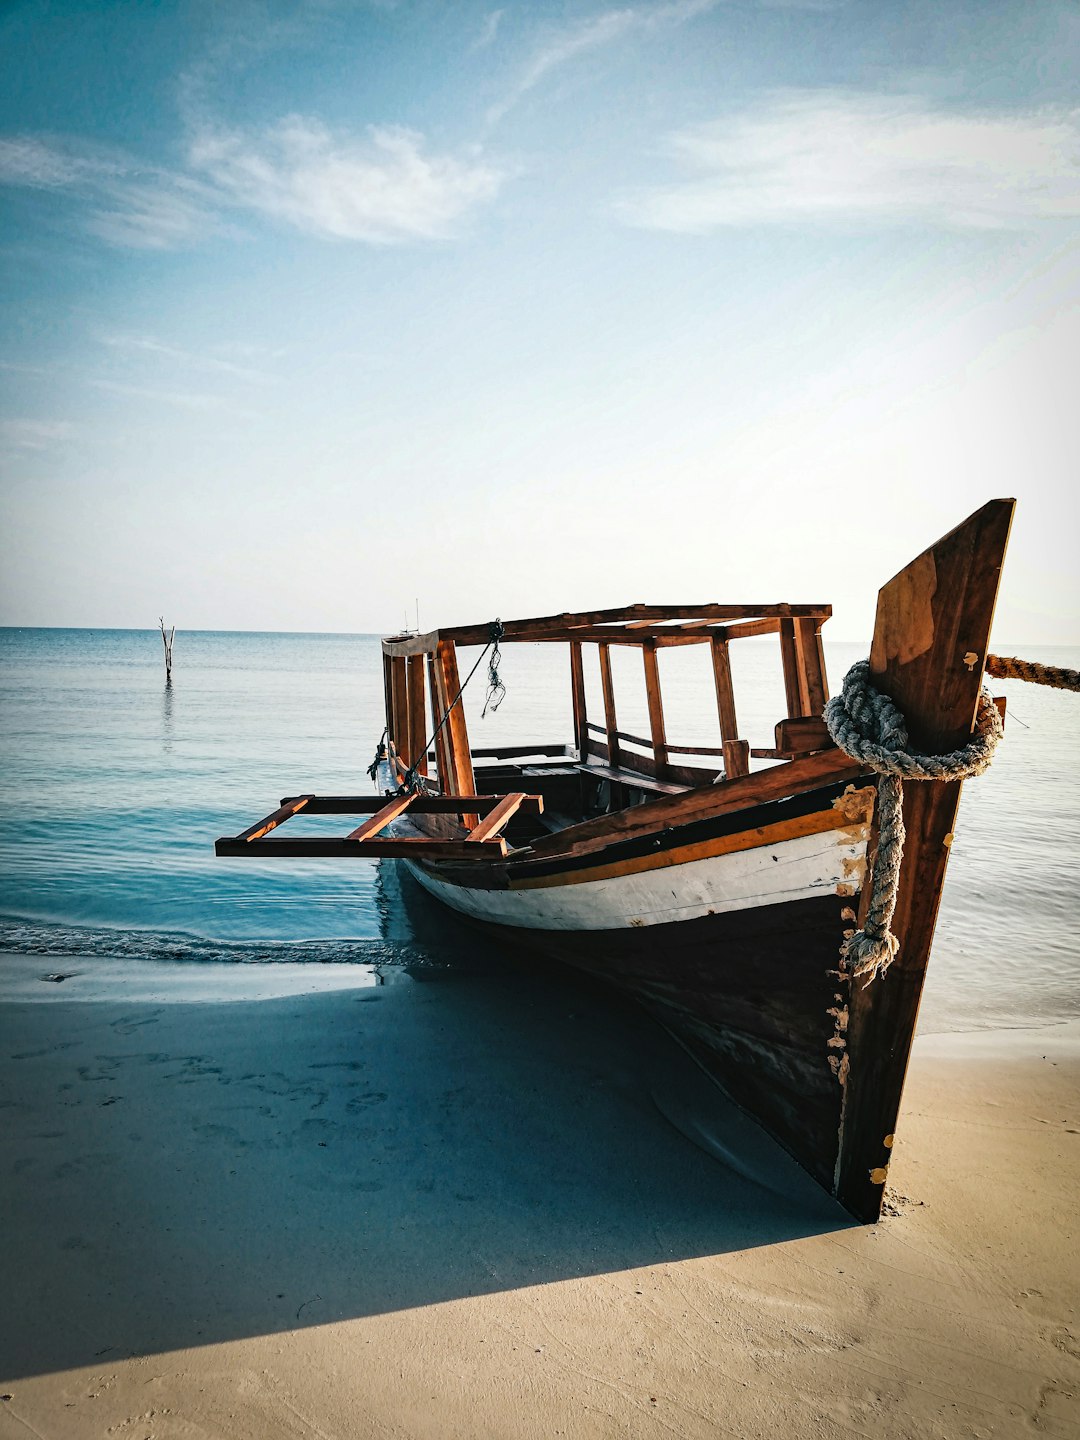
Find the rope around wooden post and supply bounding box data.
[823,661,1004,984]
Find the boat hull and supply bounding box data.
[404,779,874,1190]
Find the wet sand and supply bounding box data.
[1,950,1078,1440]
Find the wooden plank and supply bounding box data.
[835,497,1015,1223]
[585,737,719,788]
[428,652,452,791]
[345,792,417,841]
[467,791,543,842]
[390,657,410,765]
[407,654,428,777]
[276,794,541,816]
[774,717,832,755]
[435,639,479,827]
[234,794,314,844]
[217,836,509,860]
[382,654,395,745]
[569,641,587,759]
[642,641,669,777]
[576,760,685,796]
[721,618,783,641]
[521,745,865,863]
[598,643,620,769]
[722,738,750,779]
[795,616,829,715]
[710,637,739,749]
[778,619,804,719]
[439,603,832,646]
[382,629,441,658]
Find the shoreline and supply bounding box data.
[2,949,1078,1438]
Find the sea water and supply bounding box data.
[0,626,1077,1034]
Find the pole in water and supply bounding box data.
[159,617,175,684]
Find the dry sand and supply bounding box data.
[1,950,1077,1440]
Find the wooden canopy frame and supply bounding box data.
[380,602,833,799]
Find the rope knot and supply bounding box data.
[823,661,1003,984]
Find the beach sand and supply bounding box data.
[1,950,1077,1440]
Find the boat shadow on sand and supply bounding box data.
[2,869,853,1381]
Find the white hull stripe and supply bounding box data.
[407,826,867,933]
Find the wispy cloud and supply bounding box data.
[0,117,504,250]
[99,333,273,383]
[487,0,717,125]
[615,91,1080,232]
[88,378,260,417]
[0,134,219,249]
[188,118,503,242]
[0,418,72,450]
[471,8,506,52]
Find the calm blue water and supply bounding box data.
[0,626,1077,1032]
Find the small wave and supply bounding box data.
[0,916,422,969]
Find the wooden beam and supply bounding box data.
[835,497,1015,1223]
[382,654,395,745]
[722,739,750,778]
[217,836,509,860]
[275,794,541,816]
[382,629,441,658]
[390,656,410,765]
[710,637,739,744]
[427,653,451,793]
[598,643,620,769]
[519,746,866,862]
[235,794,314,844]
[407,653,428,777]
[439,603,832,646]
[569,641,587,759]
[435,639,478,827]
[778,618,803,719]
[345,792,417,841]
[467,791,543,842]
[794,616,829,716]
[642,640,669,777]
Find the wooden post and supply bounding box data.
[778,618,803,718]
[794,617,828,716]
[427,654,451,793]
[710,637,748,778]
[834,498,1015,1222]
[435,639,478,827]
[407,654,428,777]
[382,653,396,749]
[598,643,619,768]
[390,657,410,766]
[642,641,669,778]
[569,641,587,759]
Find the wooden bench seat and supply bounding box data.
[575,761,687,796]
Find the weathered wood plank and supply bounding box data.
[778,619,803,719]
[835,497,1015,1223]
[598,643,620,769]
[521,746,866,861]
[569,641,587,759]
[235,794,314,844]
[407,654,428,777]
[438,604,833,646]
[345,792,416,841]
[467,791,544,842]
[435,639,478,827]
[795,616,829,715]
[217,836,509,860]
[390,657,410,765]
[722,739,750,778]
[642,641,669,777]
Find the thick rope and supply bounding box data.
[823,661,1003,983]
[986,654,1080,691]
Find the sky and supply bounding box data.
[1,0,1078,642]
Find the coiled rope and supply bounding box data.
[823,661,1003,984]
[986,654,1080,691]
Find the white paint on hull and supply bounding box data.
[405,827,865,933]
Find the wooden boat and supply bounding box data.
[217,499,1014,1221]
